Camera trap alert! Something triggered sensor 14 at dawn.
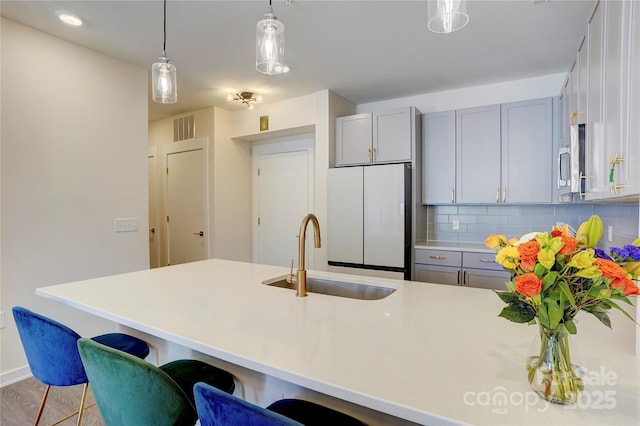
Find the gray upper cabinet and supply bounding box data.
[501,98,553,203]
[456,104,501,204]
[335,107,414,166]
[373,108,413,163]
[422,111,456,204]
[335,113,373,166]
[423,98,553,205]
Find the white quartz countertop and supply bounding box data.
[414,241,494,253]
[37,259,640,425]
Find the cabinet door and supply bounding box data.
[456,105,501,203]
[578,36,589,125]
[586,2,609,200]
[501,98,553,203]
[373,107,413,163]
[624,0,640,196]
[363,164,406,268]
[464,268,511,291]
[415,264,460,286]
[327,167,364,264]
[423,111,456,204]
[335,113,372,166]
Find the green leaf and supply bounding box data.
[498,302,536,323]
[601,299,639,325]
[558,280,576,307]
[583,305,612,328]
[538,303,550,329]
[546,299,563,329]
[495,290,519,304]
[564,319,577,334]
[542,271,558,292]
[534,262,547,276]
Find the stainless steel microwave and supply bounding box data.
[557,124,586,199]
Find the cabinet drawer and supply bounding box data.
[415,264,460,286]
[465,268,511,291]
[462,252,502,271]
[415,249,461,267]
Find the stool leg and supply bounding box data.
[33,385,50,426]
[75,383,89,426]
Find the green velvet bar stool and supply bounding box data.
[77,337,235,426]
[12,306,150,426]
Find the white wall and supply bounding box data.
[356,73,566,114]
[0,18,149,383]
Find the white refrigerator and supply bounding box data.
[327,163,411,279]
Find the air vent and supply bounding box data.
[173,115,195,142]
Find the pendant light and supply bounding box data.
[256,0,288,75]
[152,0,177,103]
[428,0,469,34]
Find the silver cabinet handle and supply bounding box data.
[429,255,446,259]
[479,259,496,263]
[193,231,204,236]
[149,228,156,234]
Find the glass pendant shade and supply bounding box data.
[152,55,177,104]
[256,9,286,75]
[428,0,469,33]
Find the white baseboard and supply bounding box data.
[1,366,32,387]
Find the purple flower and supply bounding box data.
[610,247,630,260]
[623,245,640,261]
[594,248,613,261]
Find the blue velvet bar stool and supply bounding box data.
[12,306,150,426]
[194,381,367,426]
[194,381,302,426]
[77,337,236,426]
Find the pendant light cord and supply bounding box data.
[163,0,167,53]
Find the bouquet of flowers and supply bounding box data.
[485,215,639,404]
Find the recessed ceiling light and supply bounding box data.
[56,11,83,27]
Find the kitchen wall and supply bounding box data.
[1,18,149,383]
[148,107,253,264]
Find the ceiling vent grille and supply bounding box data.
[173,115,195,142]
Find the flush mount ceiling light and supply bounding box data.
[152,0,177,104]
[256,0,289,75]
[55,10,83,26]
[427,0,469,33]
[227,92,263,110]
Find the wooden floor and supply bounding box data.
[1,377,106,426]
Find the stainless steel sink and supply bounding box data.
[262,275,396,300]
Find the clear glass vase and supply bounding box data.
[526,322,583,404]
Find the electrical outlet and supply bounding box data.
[114,218,138,233]
[0,311,5,329]
[452,219,460,231]
[607,225,613,242]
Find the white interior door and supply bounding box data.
[148,149,160,268]
[166,148,206,265]
[254,137,313,268]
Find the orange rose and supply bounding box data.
[518,240,540,259]
[595,258,627,279]
[515,273,542,297]
[611,277,640,296]
[520,257,536,272]
[558,236,579,255]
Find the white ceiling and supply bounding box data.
[1,0,597,121]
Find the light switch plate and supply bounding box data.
[114,218,138,232]
[0,311,5,329]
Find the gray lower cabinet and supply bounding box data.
[414,248,510,291]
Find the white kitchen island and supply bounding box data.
[37,259,640,425]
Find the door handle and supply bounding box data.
[193,231,204,236]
